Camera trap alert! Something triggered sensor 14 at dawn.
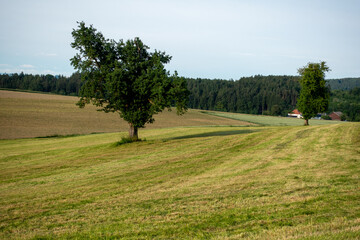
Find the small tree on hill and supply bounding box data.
[70,22,189,140]
[297,61,330,125]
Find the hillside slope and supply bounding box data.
[0,90,250,139]
[0,123,359,239]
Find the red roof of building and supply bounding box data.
[291,109,301,115]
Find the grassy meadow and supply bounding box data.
[0,90,359,239]
[204,111,342,126]
[0,90,249,139]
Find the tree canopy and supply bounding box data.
[297,62,330,125]
[70,22,189,140]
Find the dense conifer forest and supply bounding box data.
[186,76,300,115]
[1,73,359,121]
[0,72,81,96]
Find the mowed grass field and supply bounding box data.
[0,90,250,139]
[0,90,359,239]
[204,111,342,126]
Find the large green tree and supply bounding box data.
[297,61,330,125]
[70,22,189,140]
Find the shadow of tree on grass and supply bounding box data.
[169,129,259,141]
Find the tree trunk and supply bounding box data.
[129,123,138,141]
[304,119,309,126]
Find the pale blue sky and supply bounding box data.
[0,0,359,79]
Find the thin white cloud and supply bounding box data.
[36,52,57,57]
[19,64,35,68]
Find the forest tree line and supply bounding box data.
[1,72,359,121]
[0,72,82,96]
[186,75,300,115]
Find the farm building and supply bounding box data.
[288,109,302,118]
[329,112,343,121]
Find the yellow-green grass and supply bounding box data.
[0,123,359,239]
[204,111,343,126]
[0,90,250,139]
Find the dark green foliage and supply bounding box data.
[329,88,360,121]
[70,22,189,139]
[115,136,142,146]
[186,75,301,116]
[321,115,332,120]
[327,78,360,90]
[0,72,81,95]
[297,62,330,125]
